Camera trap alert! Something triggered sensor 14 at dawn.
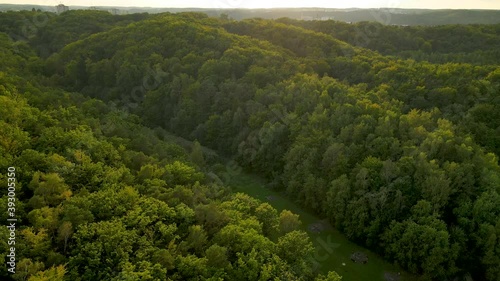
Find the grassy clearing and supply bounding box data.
[229,172,420,281]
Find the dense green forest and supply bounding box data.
[1,9,500,281]
[3,6,500,25]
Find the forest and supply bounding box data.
[0,9,500,281]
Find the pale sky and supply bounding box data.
[4,0,500,9]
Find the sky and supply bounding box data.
[3,0,500,10]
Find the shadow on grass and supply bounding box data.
[229,172,420,281]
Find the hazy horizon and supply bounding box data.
[2,0,500,10]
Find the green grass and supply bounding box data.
[229,172,420,281]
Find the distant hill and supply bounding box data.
[1,4,500,25]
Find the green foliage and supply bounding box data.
[279,210,302,235]
[27,265,65,281]
[315,271,343,281]
[0,42,318,280]
[190,140,206,168]
[2,9,500,281]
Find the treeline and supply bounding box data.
[0,10,150,57]
[2,10,500,280]
[0,31,341,280]
[220,18,500,158]
[274,18,500,65]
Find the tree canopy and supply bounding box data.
[1,9,500,281]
